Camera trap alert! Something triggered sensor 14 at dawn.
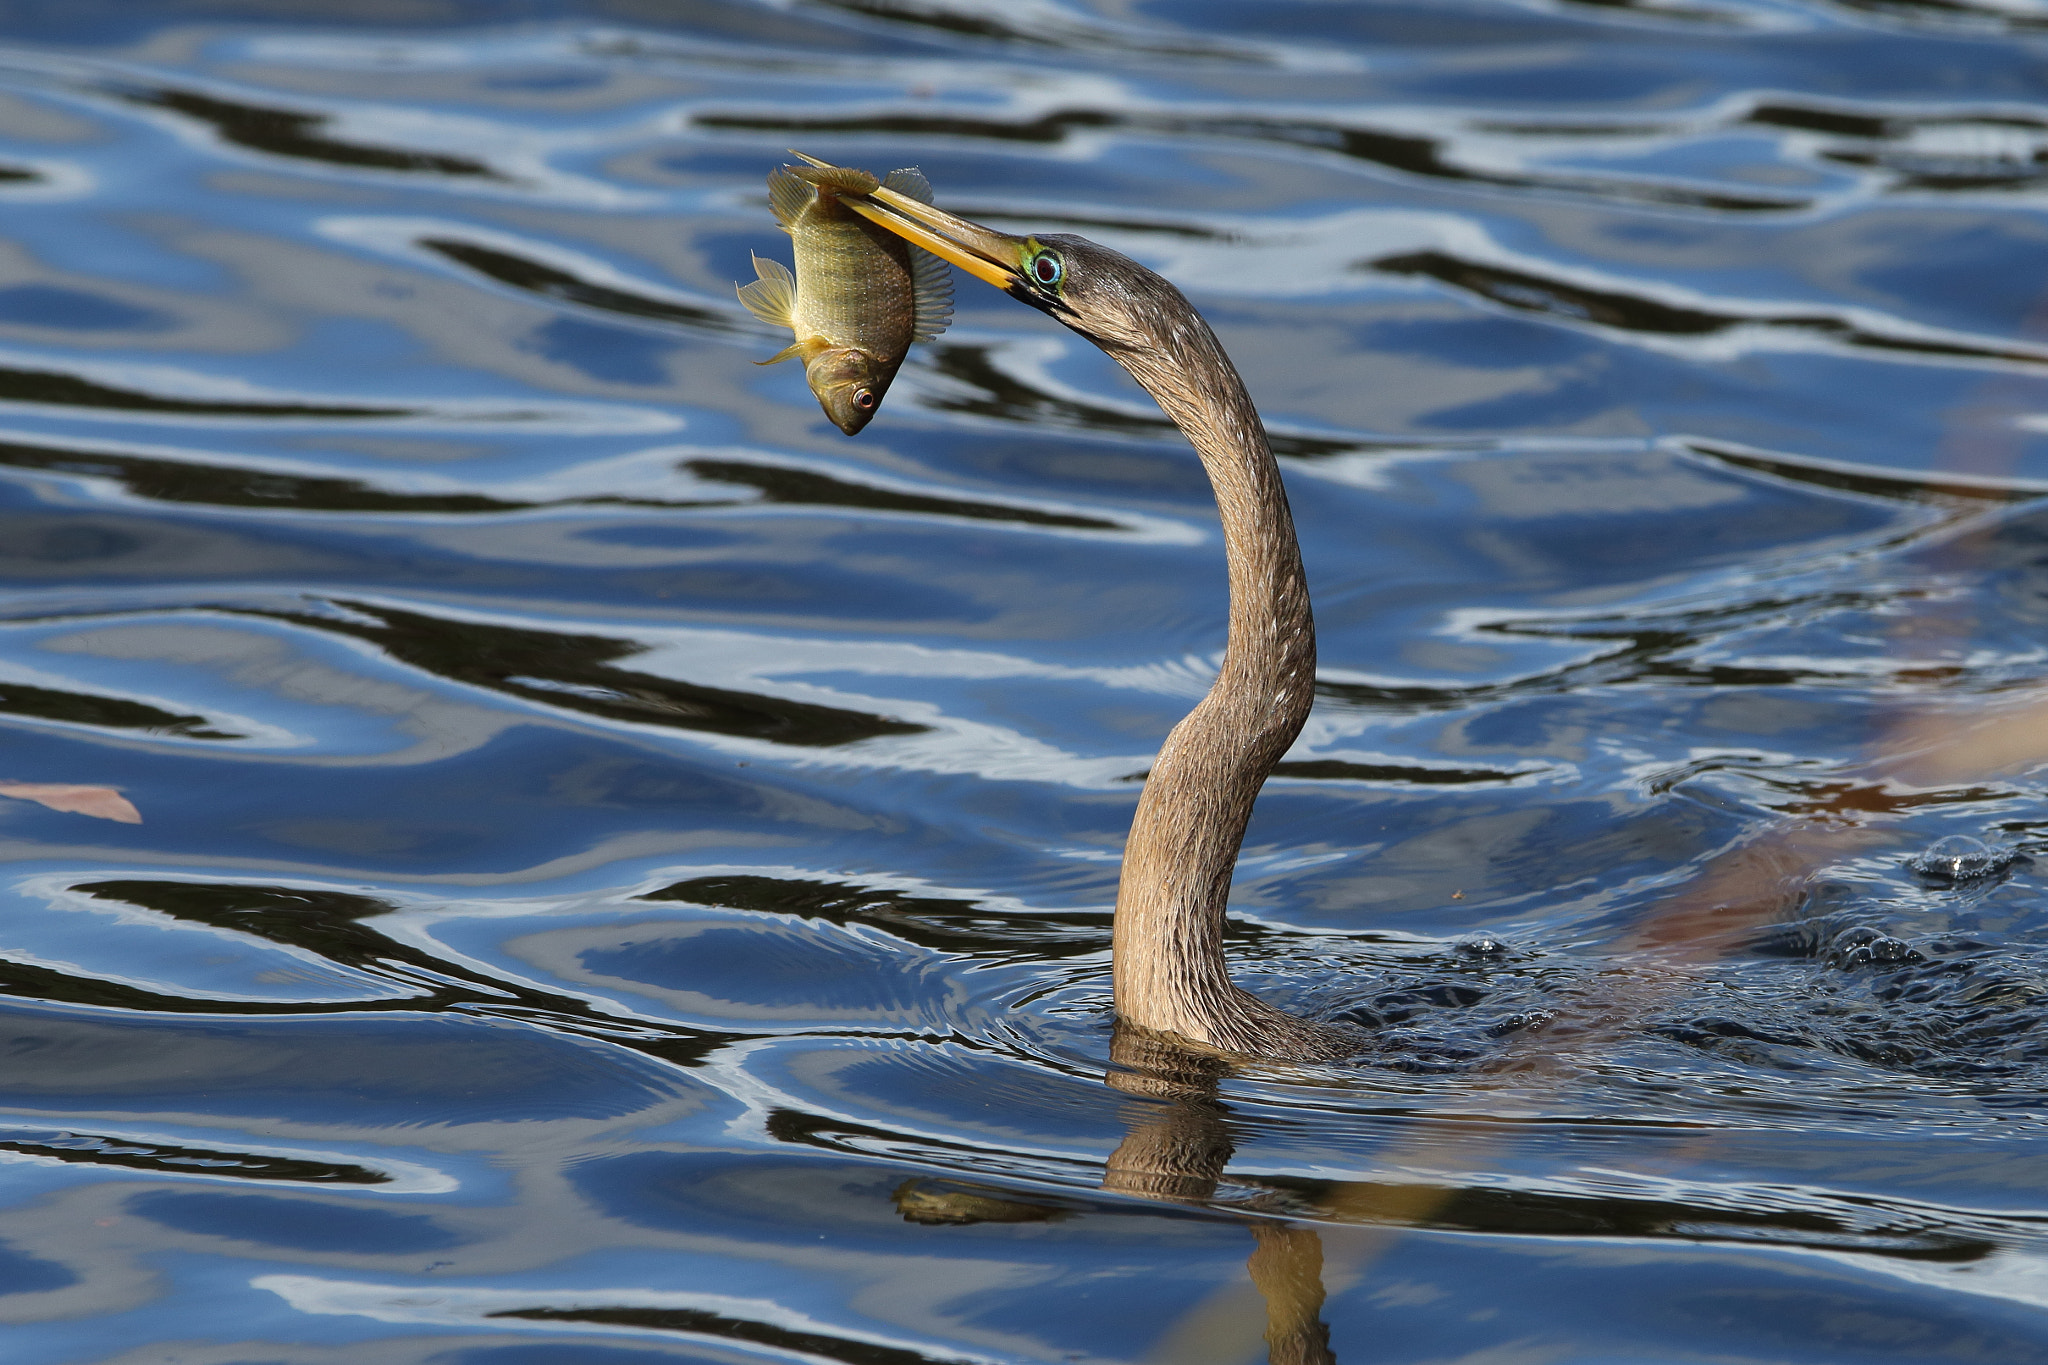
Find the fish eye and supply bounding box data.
[853,389,876,410]
[1031,250,1063,288]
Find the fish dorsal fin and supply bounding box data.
[883,167,951,341]
[882,167,934,204]
[766,166,813,230]
[736,253,796,329]
[794,164,882,197]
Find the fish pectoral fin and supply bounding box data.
[880,168,950,340]
[767,166,813,228]
[736,254,797,328]
[882,167,934,204]
[755,340,808,366]
[909,244,954,343]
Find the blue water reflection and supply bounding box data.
[1,1,2047,1361]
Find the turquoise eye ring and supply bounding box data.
[1030,250,1063,287]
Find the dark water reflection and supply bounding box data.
[3,1,2048,1361]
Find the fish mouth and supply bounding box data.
[788,150,1026,294]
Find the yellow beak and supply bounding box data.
[788,150,1025,292]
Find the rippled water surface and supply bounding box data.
[12,1,2048,1361]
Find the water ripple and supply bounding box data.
[2,5,2048,1364]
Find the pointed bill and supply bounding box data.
[787,150,1025,292]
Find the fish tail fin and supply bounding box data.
[882,167,934,203]
[766,166,812,229]
[755,341,806,366]
[736,253,797,328]
[793,164,882,197]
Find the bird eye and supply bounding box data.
[853,389,876,410]
[1031,250,1063,287]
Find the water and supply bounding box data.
[6,1,2048,1360]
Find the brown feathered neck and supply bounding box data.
[1052,248,1358,1062]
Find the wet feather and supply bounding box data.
[737,162,952,435]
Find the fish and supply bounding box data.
[736,160,953,435]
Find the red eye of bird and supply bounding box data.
[853,389,875,410]
[1034,254,1060,284]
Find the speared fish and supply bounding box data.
[736,155,952,435]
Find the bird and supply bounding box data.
[791,153,1364,1062]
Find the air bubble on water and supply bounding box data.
[1906,834,2015,885]
[1826,925,1923,969]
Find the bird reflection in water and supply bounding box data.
[1101,1026,1338,1365]
[894,1026,1341,1365]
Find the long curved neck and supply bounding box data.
[1101,296,1338,1060]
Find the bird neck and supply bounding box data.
[1103,308,1337,1060]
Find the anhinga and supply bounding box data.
[795,154,1363,1062]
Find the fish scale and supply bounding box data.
[788,170,915,346]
